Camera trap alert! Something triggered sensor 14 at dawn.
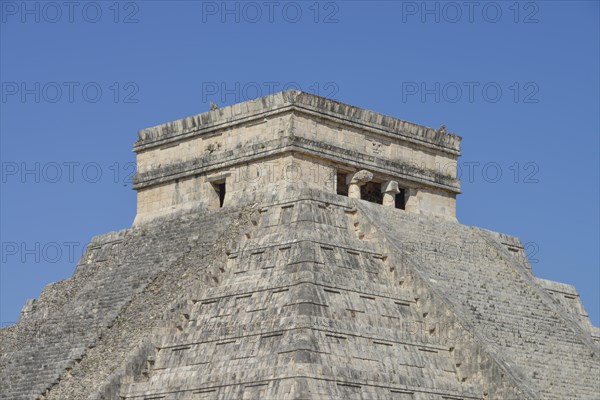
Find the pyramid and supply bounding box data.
[1,91,598,399]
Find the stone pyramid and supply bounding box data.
[1,91,598,399]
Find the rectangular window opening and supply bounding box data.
[337,172,349,196]
[211,181,226,208]
[361,181,383,204]
[395,188,406,210]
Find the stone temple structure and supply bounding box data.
[1,90,598,399]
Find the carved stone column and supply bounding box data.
[346,170,373,199]
[381,180,400,207]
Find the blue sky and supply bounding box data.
[1,1,598,326]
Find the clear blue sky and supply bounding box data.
[1,1,598,326]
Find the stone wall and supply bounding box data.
[1,187,598,399]
[132,91,461,223]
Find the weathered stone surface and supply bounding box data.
[1,92,598,400]
[131,90,460,223]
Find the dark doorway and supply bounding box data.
[212,182,226,208]
[361,182,383,204]
[337,173,349,196]
[395,188,406,210]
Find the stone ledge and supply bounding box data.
[134,90,461,154]
[132,137,460,192]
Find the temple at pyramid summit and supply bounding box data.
[1,90,598,399]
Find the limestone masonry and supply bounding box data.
[1,91,598,399]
